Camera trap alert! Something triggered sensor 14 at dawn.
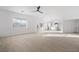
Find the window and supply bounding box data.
[13,18,28,27]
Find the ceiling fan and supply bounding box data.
[34,6,43,13]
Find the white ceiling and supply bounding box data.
[0,6,79,20]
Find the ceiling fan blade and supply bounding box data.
[32,6,44,13]
[39,11,43,13]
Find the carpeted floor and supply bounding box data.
[0,33,79,52]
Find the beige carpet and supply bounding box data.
[0,33,79,52]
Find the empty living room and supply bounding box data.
[0,6,79,52]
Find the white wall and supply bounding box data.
[0,8,65,37]
[63,20,79,33]
[1,6,79,37]
[0,9,40,37]
[74,20,79,33]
